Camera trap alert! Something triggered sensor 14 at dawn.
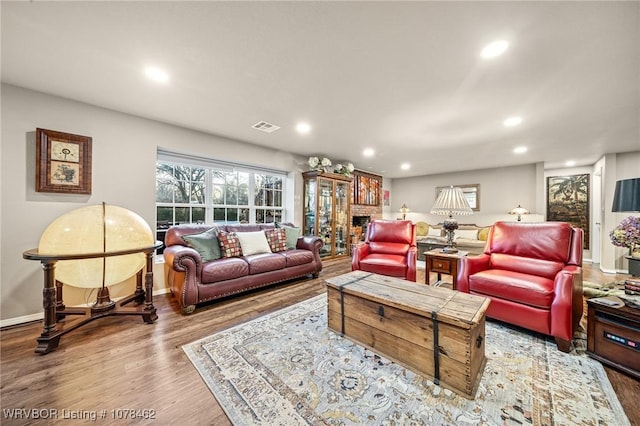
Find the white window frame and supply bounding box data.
[156,150,287,233]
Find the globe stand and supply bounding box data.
[23,241,162,354]
[92,287,116,312]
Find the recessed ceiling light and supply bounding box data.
[363,148,375,157]
[565,160,576,167]
[513,146,528,154]
[144,66,169,83]
[503,116,523,127]
[400,163,411,170]
[481,40,509,59]
[296,122,311,134]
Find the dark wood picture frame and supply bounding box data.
[36,128,92,194]
[546,173,589,249]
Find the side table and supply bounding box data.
[425,249,468,290]
[586,298,640,379]
[417,240,448,261]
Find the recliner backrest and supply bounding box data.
[366,220,415,255]
[484,221,582,278]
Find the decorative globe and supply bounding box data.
[38,204,154,289]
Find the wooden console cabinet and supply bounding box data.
[586,298,640,379]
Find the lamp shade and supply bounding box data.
[611,178,640,212]
[431,186,473,216]
[509,205,529,216]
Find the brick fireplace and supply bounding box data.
[350,203,382,242]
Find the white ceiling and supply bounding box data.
[2,1,639,178]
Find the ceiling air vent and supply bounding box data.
[252,121,280,133]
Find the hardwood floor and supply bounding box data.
[1,259,638,425]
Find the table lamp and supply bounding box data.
[430,186,473,253]
[400,204,409,220]
[509,205,530,221]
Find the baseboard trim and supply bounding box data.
[0,312,43,328]
[1,287,172,328]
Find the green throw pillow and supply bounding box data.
[275,222,301,249]
[182,228,221,262]
[283,227,301,249]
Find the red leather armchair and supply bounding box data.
[352,220,417,281]
[457,221,583,352]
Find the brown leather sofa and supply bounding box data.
[163,223,323,314]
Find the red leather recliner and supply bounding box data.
[352,220,417,282]
[457,221,583,352]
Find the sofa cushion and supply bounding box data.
[369,242,410,256]
[280,249,314,267]
[236,230,272,255]
[264,229,288,253]
[455,229,478,240]
[427,226,442,237]
[218,231,243,258]
[244,253,287,274]
[358,253,407,277]
[201,257,249,283]
[227,224,262,232]
[490,253,564,280]
[469,269,555,309]
[181,227,221,262]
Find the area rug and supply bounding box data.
[183,295,630,425]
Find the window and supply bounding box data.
[155,154,287,250]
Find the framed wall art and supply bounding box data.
[546,173,589,249]
[436,184,480,211]
[36,128,92,194]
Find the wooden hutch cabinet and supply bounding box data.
[302,171,352,259]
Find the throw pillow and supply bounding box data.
[264,228,288,253]
[283,227,301,249]
[415,221,429,237]
[275,222,302,249]
[455,229,479,240]
[236,231,272,256]
[478,227,490,241]
[217,231,243,258]
[182,227,221,262]
[427,226,442,237]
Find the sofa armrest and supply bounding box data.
[406,245,417,282]
[163,245,203,308]
[351,243,371,271]
[550,265,583,342]
[296,236,324,274]
[457,254,491,293]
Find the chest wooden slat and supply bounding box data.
[325,271,490,399]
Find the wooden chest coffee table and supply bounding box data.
[325,270,491,399]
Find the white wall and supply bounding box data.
[1,84,306,322]
[387,164,544,225]
[604,151,640,273]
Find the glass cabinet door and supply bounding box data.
[334,181,350,257]
[318,178,333,257]
[303,177,316,237]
